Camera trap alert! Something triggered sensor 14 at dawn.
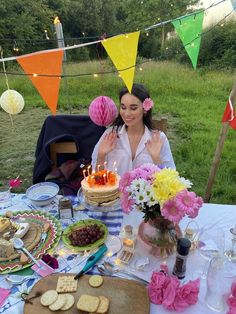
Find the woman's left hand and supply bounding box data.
[145,130,165,164]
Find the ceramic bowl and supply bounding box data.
[26,182,59,207]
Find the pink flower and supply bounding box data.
[120,191,134,214]
[119,171,135,192]
[175,190,203,219]
[162,276,180,308]
[228,296,236,308]
[148,271,167,304]
[143,98,154,111]
[9,177,22,188]
[231,282,236,297]
[227,307,236,314]
[161,198,185,223]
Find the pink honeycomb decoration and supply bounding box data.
[89,96,118,127]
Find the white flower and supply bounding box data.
[179,177,193,188]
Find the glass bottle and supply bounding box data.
[172,237,191,279]
[58,197,73,219]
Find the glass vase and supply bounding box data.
[137,216,181,258]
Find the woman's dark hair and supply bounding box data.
[112,83,153,131]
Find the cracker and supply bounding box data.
[89,275,104,288]
[40,290,58,306]
[77,294,100,312]
[49,294,66,311]
[56,275,78,293]
[60,293,75,311]
[97,296,110,314]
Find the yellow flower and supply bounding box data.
[152,168,186,204]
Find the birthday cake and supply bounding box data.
[81,170,120,206]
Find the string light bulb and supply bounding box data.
[139,67,143,71]
[33,73,38,77]
[93,73,98,78]
[146,32,149,36]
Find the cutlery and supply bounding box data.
[12,238,42,268]
[74,244,107,280]
[6,274,38,285]
[97,262,149,285]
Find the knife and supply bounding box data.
[74,244,107,280]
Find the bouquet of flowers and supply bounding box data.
[119,164,203,224]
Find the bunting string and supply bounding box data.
[0,0,232,63]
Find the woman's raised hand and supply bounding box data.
[145,130,165,165]
[98,132,118,157]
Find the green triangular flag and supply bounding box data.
[172,11,204,69]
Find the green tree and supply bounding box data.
[0,0,54,56]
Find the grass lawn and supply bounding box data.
[0,60,235,204]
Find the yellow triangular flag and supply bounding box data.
[102,31,140,92]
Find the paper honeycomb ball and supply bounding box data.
[0,89,24,115]
[89,96,118,126]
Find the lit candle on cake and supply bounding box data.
[83,170,87,180]
[97,164,101,172]
[103,173,107,184]
[87,165,91,175]
[113,161,116,172]
[104,161,107,170]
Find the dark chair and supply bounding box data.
[152,118,167,133]
[33,115,106,184]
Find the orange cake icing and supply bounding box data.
[81,170,120,206]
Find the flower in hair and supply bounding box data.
[143,98,154,111]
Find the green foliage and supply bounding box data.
[0,0,54,56]
[198,21,236,69]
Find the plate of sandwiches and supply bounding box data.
[0,210,62,274]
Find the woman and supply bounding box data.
[91,83,175,176]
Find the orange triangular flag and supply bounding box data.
[16,50,63,115]
[102,31,140,92]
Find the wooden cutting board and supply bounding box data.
[24,273,150,314]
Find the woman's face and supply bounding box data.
[120,93,144,128]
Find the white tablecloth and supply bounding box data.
[1,196,236,314]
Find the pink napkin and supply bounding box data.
[0,288,10,307]
[31,260,54,277]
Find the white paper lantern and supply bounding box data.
[0,90,24,115]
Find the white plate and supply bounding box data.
[77,188,121,212]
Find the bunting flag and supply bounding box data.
[16,50,63,115]
[172,11,204,69]
[222,98,236,130]
[102,31,140,92]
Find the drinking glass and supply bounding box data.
[205,254,236,312]
[198,228,225,279]
[0,186,11,209]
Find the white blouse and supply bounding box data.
[91,125,175,176]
